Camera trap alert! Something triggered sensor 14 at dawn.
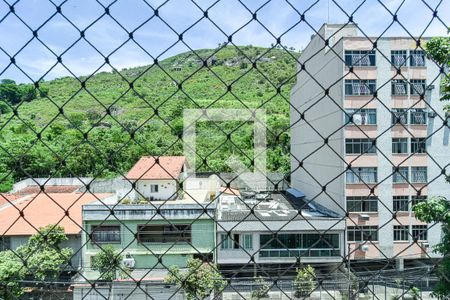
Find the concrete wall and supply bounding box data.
[12,177,91,192]
[290,24,347,214]
[134,179,178,201]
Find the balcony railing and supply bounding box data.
[259,248,341,258]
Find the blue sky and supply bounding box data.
[0,0,449,83]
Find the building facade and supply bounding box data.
[291,24,449,260]
[216,191,345,277]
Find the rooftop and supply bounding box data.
[217,191,341,222]
[126,156,186,180]
[0,192,111,236]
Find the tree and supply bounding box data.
[165,258,226,300]
[0,225,72,299]
[293,265,316,298]
[410,34,450,300]
[18,224,73,281]
[251,276,271,299]
[0,251,24,300]
[91,245,124,281]
[413,197,450,299]
[0,79,21,105]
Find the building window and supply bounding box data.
[411,195,427,207]
[411,138,427,154]
[137,224,191,243]
[150,184,159,193]
[346,196,378,212]
[393,167,409,183]
[220,234,233,249]
[394,225,409,241]
[91,225,121,243]
[411,167,427,183]
[345,50,376,67]
[412,225,427,241]
[410,50,425,67]
[410,79,426,96]
[392,138,408,154]
[345,139,376,154]
[345,80,376,96]
[345,109,377,125]
[347,226,378,242]
[259,233,340,257]
[0,237,10,251]
[391,109,408,125]
[346,167,378,184]
[391,80,408,96]
[391,50,407,67]
[243,234,253,250]
[220,233,252,250]
[393,196,409,212]
[410,109,427,125]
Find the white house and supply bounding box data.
[125,156,187,201]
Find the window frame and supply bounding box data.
[391,79,408,96]
[391,50,408,67]
[411,138,427,154]
[393,196,409,212]
[392,167,409,183]
[344,50,376,67]
[412,225,428,241]
[394,225,409,241]
[346,167,378,184]
[346,196,378,213]
[345,138,377,155]
[410,79,426,96]
[392,138,408,154]
[409,50,426,67]
[345,109,377,125]
[137,224,191,244]
[345,79,376,96]
[347,226,379,242]
[411,167,427,183]
[91,225,121,244]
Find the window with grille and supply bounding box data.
[260,233,340,257]
[91,225,121,243]
[345,109,377,125]
[391,50,408,67]
[410,79,426,95]
[411,167,427,183]
[137,224,191,243]
[393,196,409,212]
[345,50,376,66]
[410,109,427,125]
[392,138,408,154]
[412,225,428,241]
[391,80,408,95]
[393,167,409,183]
[411,138,427,153]
[345,79,376,95]
[347,196,378,212]
[412,195,427,207]
[394,225,409,241]
[410,50,426,67]
[347,226,378,242]
[346,167,378,184]
[345,138,376,154]
[391,109,409,125]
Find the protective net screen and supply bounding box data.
[0,0,449,299]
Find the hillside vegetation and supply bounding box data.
[0,46,300,191]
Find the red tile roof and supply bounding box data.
[126,156,186,180]
[0,194,16,206]
[0,192,111,236]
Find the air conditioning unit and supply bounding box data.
[353,113,362,125]
[421,242,430,249]
[122,253,136,269]
[360,244,369,252]
[358,214,370,221]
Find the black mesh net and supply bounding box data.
[0,0,449,299]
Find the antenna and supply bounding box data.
[327,0,330,23]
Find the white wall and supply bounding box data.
[135,179,178,201]
[290,25,347,215]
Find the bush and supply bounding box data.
[251,276,271,299]
[293,265,316,298]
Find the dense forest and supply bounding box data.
[0,46,300,191]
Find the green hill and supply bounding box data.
[0,46,300,191]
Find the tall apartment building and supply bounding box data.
[291,24,449,261]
